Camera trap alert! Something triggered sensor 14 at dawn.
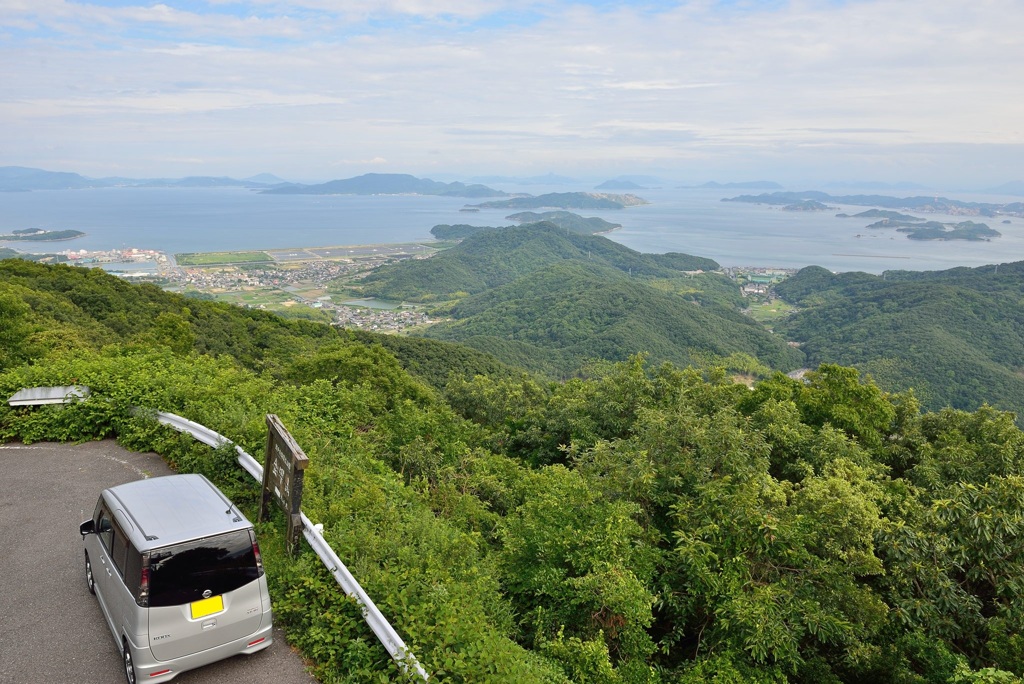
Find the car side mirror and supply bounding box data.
[80,519,95,537]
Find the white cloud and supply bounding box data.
[1,0,1022,184]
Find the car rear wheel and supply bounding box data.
[85,551,95,595]
[123,640,136,684]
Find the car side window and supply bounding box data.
[111,523,130,577]
[124,545,143,602]
[97,509,114,553]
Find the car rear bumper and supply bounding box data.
[127,611,273,682]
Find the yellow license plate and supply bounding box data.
[190,595,224,619]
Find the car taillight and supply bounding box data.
[138,555,150,607]
[251,531,264,577]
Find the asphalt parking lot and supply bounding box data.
[0,440,318,684]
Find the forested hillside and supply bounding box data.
[422,262,803,376]
[5,260,1024,682]
[357,223,718,302]
[775,262,1024,415]
[354,223,783,378]
[0,259,507,390]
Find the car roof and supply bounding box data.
[103,474,253,552]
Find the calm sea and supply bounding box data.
[1,186,1021,274]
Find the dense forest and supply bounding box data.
[421,261,802,376]
[775,262,1024,418]
[4,259,1024,682]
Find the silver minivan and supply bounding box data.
[80,474,274,683]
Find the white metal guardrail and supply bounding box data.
[155,411,430,682]
[7,388,428,681]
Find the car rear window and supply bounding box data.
[148,529,259,607]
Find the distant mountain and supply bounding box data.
[359,222,717,302]
[724,191,1024,217]
[985,181,1024,196]
[470,192,648,210]
[0,166,97,191]
[691,181,784,190]
[420,261,803,376]
[0,166,276,191]
[836,209,924,221]
[261,173,506,198]
[595,179,646,190]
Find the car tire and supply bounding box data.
[85,551,95,595]
[123,639,137,684]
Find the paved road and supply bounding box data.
[0,440,319,684]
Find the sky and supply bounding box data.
[1,0,1022,187]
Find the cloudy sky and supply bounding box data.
[1,0,1021,186]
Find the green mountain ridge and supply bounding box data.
[506,210,621,234]
[358,222,718,302]
[776,262,1024,416]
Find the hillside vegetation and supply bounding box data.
[423,262,803,376]
[506,211,621,234]
[4,261,1024,682]
[775,262,1024,415]
[357,223,718,302]
[353,223,783,376]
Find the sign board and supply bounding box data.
[259,414,309,553]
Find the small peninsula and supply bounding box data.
[0,228,85,241]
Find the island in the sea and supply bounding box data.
[260,173,506,198]
[1,228,85,241]
[782,200,835,212]
[892,220,1000,241]
[836,209,923,221]
[725,190,1024,218]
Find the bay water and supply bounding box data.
[1,186,1021,274]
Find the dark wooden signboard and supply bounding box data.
[259,414,309,553]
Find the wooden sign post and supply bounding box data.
[259,414,309,554]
